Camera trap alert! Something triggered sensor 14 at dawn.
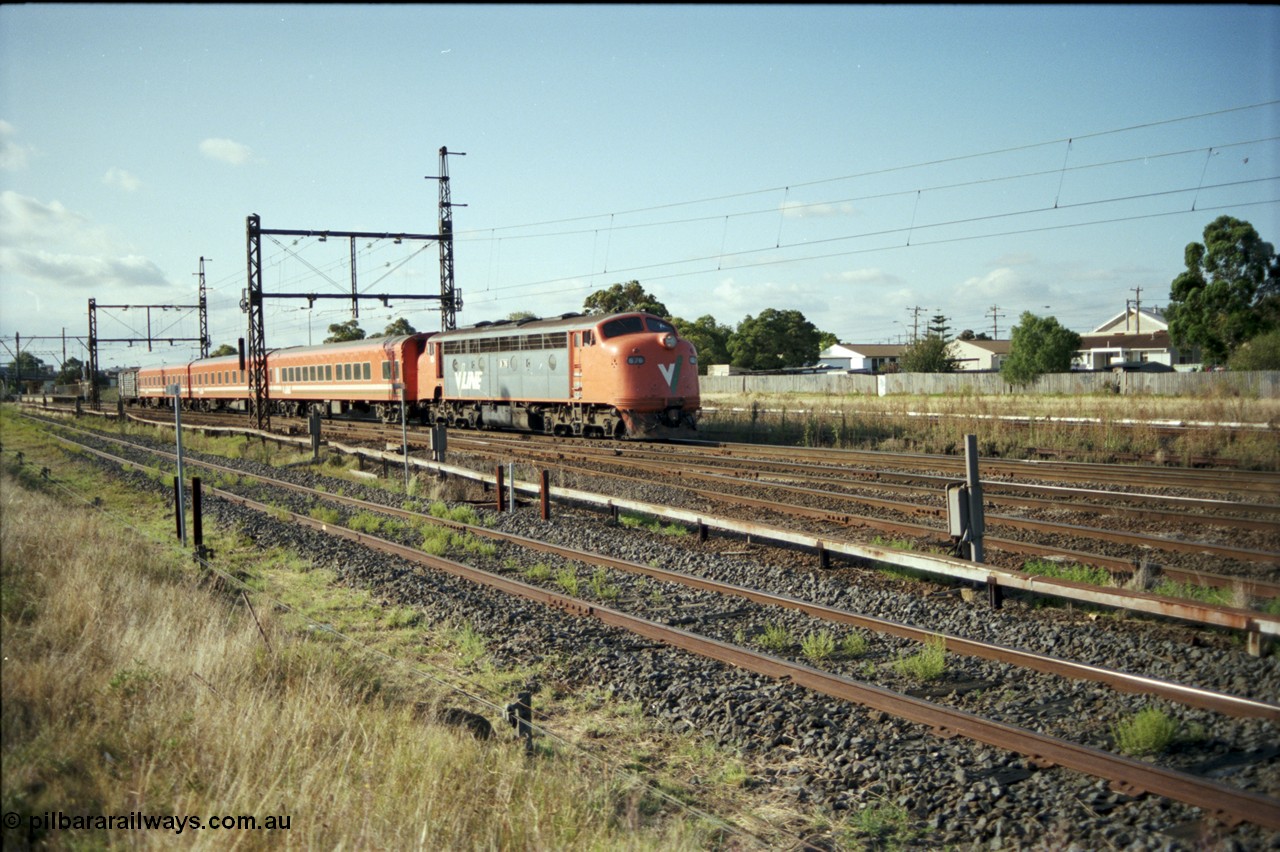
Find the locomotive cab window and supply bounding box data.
[600,317,644,339]
[645,317,675,333]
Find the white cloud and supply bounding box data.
[0,247,168,291]
[103,167,142,192]
[198,137,255,166]
[0,119,36,170]
[0,191,168,292]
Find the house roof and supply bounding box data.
[952,339,1011,354]
[1078,329,1175,350]
[1093,306,1167,334]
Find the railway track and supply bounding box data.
[34,403,1280,615]
[18,411,1280,839]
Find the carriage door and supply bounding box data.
[571,332,584,399]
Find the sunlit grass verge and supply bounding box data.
[0,471,706,851]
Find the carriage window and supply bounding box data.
[363,362,371,380]
[343,364,351,380]
[381,360,390,380]
[325,365,332,381]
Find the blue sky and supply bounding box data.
[2,4,1277,371]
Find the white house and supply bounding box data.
[949,338,1011,371]
[817,343,904,372]
[1074,305,1199,370]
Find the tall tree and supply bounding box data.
[728,309,825,371]
[899,334,958,373]
[582,281,670,318]
[209,343,238,357]
[1166,216,1279,365]
[1000,312,1081,385]
[379,318,417,337]
[672,315,732,370]
[56,357,85,385]
[324,320,366,343]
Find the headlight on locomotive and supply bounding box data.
[661,333,677,350]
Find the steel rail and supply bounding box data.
[183,485,1280,831]
[28,411,1280,638]
[438,446,1280,594]
[39,422,1280,722]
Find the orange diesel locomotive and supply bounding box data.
[122,312,700,439]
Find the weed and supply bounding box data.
[309,505,342,525]
[1112,707,1179,756]
[893,635,946,681]
[756,622,793,653]
[555,569,580,596]
[1150,579,1232,607]
[840,632,869,659]
[1023,559,1113,587]
[800,630,836,662]
[588,568,621,601]
[524,563,553,582]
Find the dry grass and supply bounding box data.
[0,472,713,850]
[698,391,1280,468]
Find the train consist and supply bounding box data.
[118,312,701,439]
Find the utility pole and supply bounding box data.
[87,298,206,408]
[906,305,925,342]
[196,257,211,358]
[986,304,1006,339]
[1130,286,1142,333]
[428,146,466,332]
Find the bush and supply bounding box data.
[1112,708,1179,756]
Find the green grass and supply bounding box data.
[892,635,946,681]
[1112,707,1180,756]
[756,622,793,653]
[555,569,580,596]
[1150,579,1232,607]
[1022,558,1114,587]
[619,513,688,537]
[800,630,836,662]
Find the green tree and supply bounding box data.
[728,309,825,371]
[672,315,732,371]
[507,311,537,322]
[899,334,958,373]
[1000,312,1082,385]
[55,357,85,385]
[7,352,44,377]
[1228,328,1280,370]
[379,318,417,337]
[1166,216,1279,365]
[324,320,366,343]
[209,344,238,357]
[582,281,670,318]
